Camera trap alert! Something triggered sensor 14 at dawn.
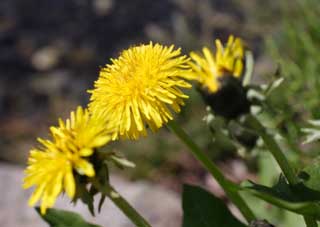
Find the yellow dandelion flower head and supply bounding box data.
[88,42,193,140]
[23,106,112,214]
[189,35,245,93]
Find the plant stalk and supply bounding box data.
[167,120,255,223]
[94,181,152,227]
[246,115,297,185]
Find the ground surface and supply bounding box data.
[0,162,181,227]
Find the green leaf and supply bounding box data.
[243,176,320,219]
[36,208,102,227]
[250,175,320,202]
[182,184,246,227]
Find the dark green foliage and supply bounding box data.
[182,184,246,227]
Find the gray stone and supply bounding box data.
[31,46,61,71]
[0,163,181,227]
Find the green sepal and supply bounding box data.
[73,175,95,216]
[110,154,136,169]
[96,162,109,212]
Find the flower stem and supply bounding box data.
[246,115,318,227]
[167,120,255,223]
[94,181,152,227]
[246,115,297,184]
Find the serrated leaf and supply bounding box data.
[245,187,320,219]
[36,208,101,227]
[243,176,320,219]
[182,184,246,227]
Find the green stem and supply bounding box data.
[167,120,255,223]
[94,181,152,227]
[246,115,297,185]
[247,115,318,227]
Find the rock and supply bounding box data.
[0,162,181,227]
[31,46,61,71]
[93,0,114,16]
[29,70,71,95]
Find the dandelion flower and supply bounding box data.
[189,35,245,93]
[89,42,193,140]
[23,106,112,214]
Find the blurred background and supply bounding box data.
[0,0,319,226]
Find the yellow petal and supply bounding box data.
[64,169,76,198]
[49,172,63,197]
[234,60,243,78]
[40,204,48,215]
[79,148,94,157]
[40,193,50,215]
[28,183,46,206]
[90,136,111,148]
[202,47,215,68]
[131,98,143,131]
[75,159,95,177]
